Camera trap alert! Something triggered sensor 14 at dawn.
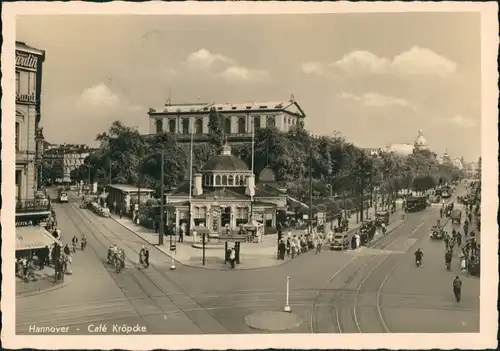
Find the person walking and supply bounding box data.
[139,245,150,268]
[229,247,236,269]
[453,276,463,303]
[278,240,286,260]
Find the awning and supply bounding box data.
[16,226,59,251]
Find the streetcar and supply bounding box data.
[405,196,427,212]
[440,185,452,199]
[58,189,68,203]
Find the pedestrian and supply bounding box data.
[351,236,356,250]
[278,240,286,260]
[139,245,149,268]
[453,276,462,303]
[229,247,236,269]
[355,232,361,249]
[63,244,70,256]
[440,208,443,218]
[470,238,477,257]
[460,255,467,273]
[119,209,123,219]
[179,225,184,243]
[113,201,117,214]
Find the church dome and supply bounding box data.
[201,143,250,172]
[414,129,429,150]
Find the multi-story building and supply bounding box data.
[15,41,45,202]
[148,98,306,143]
[44,144,93,183]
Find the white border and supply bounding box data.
[2,2,498,349]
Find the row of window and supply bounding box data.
[15,70,36,95]
[155,115,282,135]
[192,206,249,219]
[203,174,248,187]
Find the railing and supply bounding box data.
[15,199,51,213]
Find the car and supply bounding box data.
[451,209,462,224]
[330,233,349,250]
[429,226,444,240]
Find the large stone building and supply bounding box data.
[148,98,306,143]
[383,129,430,156]
[166,143,287,233]
[44,144,93,183]
[15,41,45,202]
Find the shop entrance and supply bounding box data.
[221,207,231,228]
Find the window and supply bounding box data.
[254,116,261,130]
[182,118,190,134]
[169,119,176,133]
[239,176,245,186]
[228,175,234,186]
[222,175,228,186]
[215,175,221,185]
[224,118,231,135]
[195,119,203,134]
[16,170,22,200]
[237,117,246,134]
[15,122,20,150]
[267,116,275,128]
[155,119,163,133]
[235,207,249,226]
[16,71,20,94]
[194,206,207,226]
[29,72,36,94]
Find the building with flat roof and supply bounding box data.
[148,97,306,143]
[44,144,95,183]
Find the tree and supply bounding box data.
[207,107,225,148]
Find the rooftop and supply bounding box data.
[149,99,306,118]
[107,184,155,193]
[16,41,45,56]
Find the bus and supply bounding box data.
[58,189,68,203]
[405,196,427,212]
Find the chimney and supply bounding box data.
[245,174,255,197]
[193,173,203,196]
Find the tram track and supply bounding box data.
[56,202,232,333]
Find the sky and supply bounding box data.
[17,12,482,161]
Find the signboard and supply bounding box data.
[218,235,246,243]
[303,214,309,220]
[16,220,33,227]
[16,52,40,71]
[16,92,36,105]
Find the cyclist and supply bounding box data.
[315,235,323,254]
[414,248,423,267]
[80,234,87,251]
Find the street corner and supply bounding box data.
[244,310,303,331]
[182,254,290,271]
[16,274,73,298]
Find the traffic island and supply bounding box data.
[16,273,72,298]
[245,311,303,331]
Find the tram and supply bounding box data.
[58,189,68,203]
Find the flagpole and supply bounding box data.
[250,116,255,222]
[188,127,194,232]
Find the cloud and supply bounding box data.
[338,92,415,109]
[78,83,120,108]
[435,114,477,128]
[303,46,457,77]
[218,66,270,82]
[185,48,234,71]
[184,48,270,83]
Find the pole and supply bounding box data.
[202,233,206,266]
[109,157,112,186]
[87,165,91,189]
[360,153,365,222]
[250,116,255,221]
[284,276,291,312]
[170,247,176,270]
[159,148,164,245]
[188,128,194,233]
[309,143,313,234]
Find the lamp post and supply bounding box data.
[159,148,165,246]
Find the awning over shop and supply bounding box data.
[16,226,59,251]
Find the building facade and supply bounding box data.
[44,144,93,183]
[166,143,287,233]
[148,98,306,142]
[15,41,45,202]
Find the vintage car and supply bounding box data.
[375,211,390,226]
[330,233,349,250]
[450,209,462,224]
[429,225,445,240]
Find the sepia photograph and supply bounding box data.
[2,2,498,350]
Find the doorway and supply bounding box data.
[221,206,231,228]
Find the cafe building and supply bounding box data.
[15,41,55,255]
[166,143,287,234]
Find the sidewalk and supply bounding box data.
[112,215,291,270]
[110,206,395,271]
[16,266,72,298]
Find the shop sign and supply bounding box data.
[16,220,33,227]
[16,52,39,70]
[219,235,246,242]
[16,92,36,105]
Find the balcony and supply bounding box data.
[16,199,51,214]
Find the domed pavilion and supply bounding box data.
[166,143,287,233]
[414,129,429,151]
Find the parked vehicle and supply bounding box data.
[429,225,444,240]
[375,211,390,226]
[58,190,68,203]
[330,233,349,250]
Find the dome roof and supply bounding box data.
[201,143,250,172]
[414,128,429,149]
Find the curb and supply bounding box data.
[16,277,72,299]
[109,216,291,271]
